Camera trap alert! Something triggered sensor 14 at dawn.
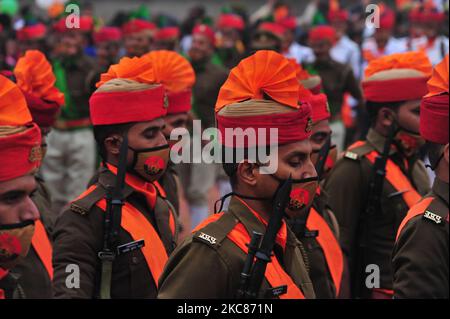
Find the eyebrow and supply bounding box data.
[284,150,309,159]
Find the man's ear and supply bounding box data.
[236,160,258,187]
[104,134,123,156]
[379,107,396,127]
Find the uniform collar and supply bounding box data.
[227,196,288,251]
[432,177,449,206]
[366,128,398,156]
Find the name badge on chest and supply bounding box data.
[116,239,145,256]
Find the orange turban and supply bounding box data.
[0,75,32,126]
[216,50,299,112]
[144,50,195,114]
[420,55,449,144]
[14,50,64,104]
[289,59,322,94]
[215,51,312,147]
[96,56,156,88]
[363,51,432,103]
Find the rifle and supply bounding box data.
[355,122,397,298]
[238,176,293,299]
[98,134,128,299]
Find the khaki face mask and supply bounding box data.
[129,144,170,182]
[0,221,35,270]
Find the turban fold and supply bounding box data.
[0,75,32,126]
[363,51,432,103]
[144,50,195,114]
[420,55,449,144]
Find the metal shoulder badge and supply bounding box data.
[344,151,359,160]
[423,210,443,224]
[196,232,218,245]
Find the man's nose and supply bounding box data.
[20,196,40,223]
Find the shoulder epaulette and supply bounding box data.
[70,186,106,216]
[344,142,374,161]
[193,212,238,249]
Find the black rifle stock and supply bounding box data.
[98,134,128,299]
[239,177,293,299]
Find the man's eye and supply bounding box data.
[1,193,24,205]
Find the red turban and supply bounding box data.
[309,25,337,45]
[154,27,180,41]
[93,27,122,44]
[144,50,195,114]
[192,24,216,46]
[277,16,297,31]
[420,55,449,144]
[53,16,93,33]
[0,123,42,182]
[258,22,286,39]
[363,51,432,103]
[328,9,349,22]
[16,23,46,41]
[122,19,157,36]
[217,14,245,31]
[379,5,396,30]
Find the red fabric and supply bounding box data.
[21,91,61,127]
[0,123,42,182]
[277,16,297,31]
[307,93,330,123]
[93,27,122,44]
[216,103,312,147]
[54,16,93,33]
[420,94,449,144]
[167,90,191,114]
[17,24,46,41]
[328,9,348,22]
[258,22,286,38]
[217,14,245,31]
[122,19,156,36]
[380,8,395,30]
[192,24,215,46]
[363,77,428,102]
[309,25,337,44]
[155,27,180,41]
[89,86,167,125]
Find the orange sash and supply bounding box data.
[31,219,53,280]
[96,199,168,287]
[193,212,305,299]
[349,141,421,208]
[396,197,435,241]
[306,208,343,297]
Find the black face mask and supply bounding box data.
[128,144,170,183]
[215,171,319,219]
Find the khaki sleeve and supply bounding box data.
[392,217,449,299]
[323,158,365,283]
[158,239,233,299]
[52,208,103,299]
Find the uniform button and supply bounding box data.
[132,257,139,264]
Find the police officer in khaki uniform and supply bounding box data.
[289,68,349,299]
[52,60,178,298]
[8,50,64,299]
[324,52,433,299]
[158,51,316,299]
[0,76,42,299]
[392,55,449,299]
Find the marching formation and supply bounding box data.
[0,0,448,300]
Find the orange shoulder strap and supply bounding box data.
[31,219,53,280]
[227,223,305,299]
[96,199,168,288]
[396,197,435,241]
[364,151,421,208]
[306,208,343,297]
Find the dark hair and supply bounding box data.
[366,100,404,126]
[426,141,445,169]
[93,123,133,160]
